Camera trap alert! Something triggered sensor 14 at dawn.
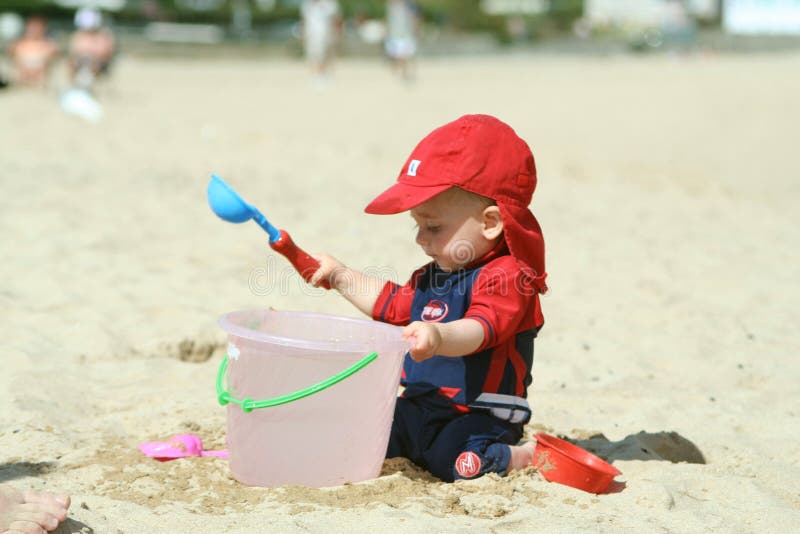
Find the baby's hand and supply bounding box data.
[310,253,345,288]
[402,321,442,362]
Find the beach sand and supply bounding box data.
[1,51,799,532]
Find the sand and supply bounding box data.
[1,51,799,533]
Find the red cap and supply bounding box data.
[365,114,547,292]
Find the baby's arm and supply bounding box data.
[310,253,385,316]
[402,319,484,362]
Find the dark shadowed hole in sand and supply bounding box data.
[119,338,225,362]
[573,431,706,464]
[168,339,224,363]
[52,517,93,534]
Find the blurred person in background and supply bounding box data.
[660,0,696,49]
[384,0,420,81]
[7,15,59,88]
[68,7,116,90]
[300,0,342,84]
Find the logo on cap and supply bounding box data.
[407,159,421,176]
[455,451,482,478]
[421,300,448,322]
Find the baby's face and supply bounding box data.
[410,190,493,272]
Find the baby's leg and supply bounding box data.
[423,412,523,482]
[386,396,425,460]
[0,484,70,533]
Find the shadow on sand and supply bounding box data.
[572,431,706,464]
[53,517,94,534]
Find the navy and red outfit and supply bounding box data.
[363,114,548,481]
[372,243,544,481]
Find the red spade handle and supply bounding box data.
[269,230,331,290]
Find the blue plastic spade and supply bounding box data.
[207,173,280,242]
[206,173,330,289]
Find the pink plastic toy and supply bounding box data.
[139,434,228,462]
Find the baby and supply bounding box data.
[311,114,547,481]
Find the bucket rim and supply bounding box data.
[218,308,408,353]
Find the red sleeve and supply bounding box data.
[464,256,539,351]
[371,267,424,326]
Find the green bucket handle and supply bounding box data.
[216,351,378,413]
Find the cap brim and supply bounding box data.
[365,182,452,214]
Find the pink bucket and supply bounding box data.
[217,309,407,487]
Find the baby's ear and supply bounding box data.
[482,206,503,240]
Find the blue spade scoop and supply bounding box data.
[207,174,330,289]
